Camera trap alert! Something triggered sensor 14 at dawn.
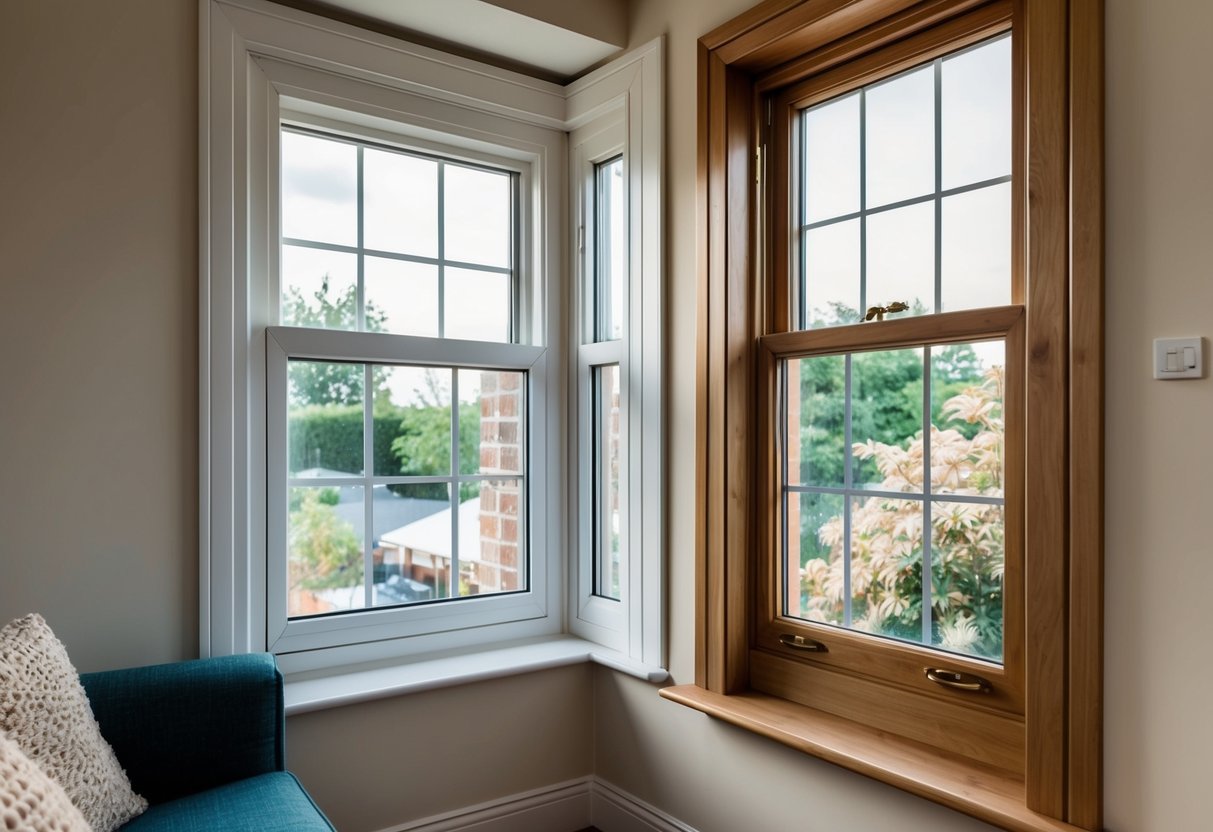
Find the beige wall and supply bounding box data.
[2,0,1211,830]
[0,0,198,671]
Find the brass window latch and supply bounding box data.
[862,301,909,322]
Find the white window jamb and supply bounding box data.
[566,40,665,668]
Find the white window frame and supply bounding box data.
[201,0,664,678]
[567,50,665,668]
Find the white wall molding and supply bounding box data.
[370,777,697,832]
[589,779,697,832]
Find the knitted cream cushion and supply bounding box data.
[0,730,90,832]
[0,614,147,832]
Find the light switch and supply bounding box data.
[1154,337,1204,379]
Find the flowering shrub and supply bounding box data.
[800,366,1005,659]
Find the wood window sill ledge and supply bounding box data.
[659,685,1091,832]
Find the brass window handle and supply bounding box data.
[778,633,827,652]
[924,667,991,693]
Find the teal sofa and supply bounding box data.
[79,654,335,831]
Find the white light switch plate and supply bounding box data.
[1153,337,1203,379]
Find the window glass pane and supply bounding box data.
[288,485,365,616]
[787,355,846,488]
[942,36,1012,190]
[281,245,358,330]
[444,164,511,268]
[460,369,524,477]
[930,341,1005,497]
[372,483,448,607]
[363,148,438,257]
[803,219,860,328]
[866,201,934,317]
[365,256,439,337]
[372,365,451,477]
[851,347,925,491]
[593,364,622,599]
[281,131,357,246]
[788,491,845,625]
[463,479,524,597]
[804,92,860,224]
[931,501,1003,660]
[849,495,924,641]
[445,267,510,342]
[288,360,363,477]
[379,482,454,601]
[941,182,1011,312]
[865,66,934,208]
[594,157,625,342]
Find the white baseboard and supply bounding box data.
[589,779,697,832]
[372,776,697,832]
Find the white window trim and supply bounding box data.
[565,38,664,669]
[200,0,664,681]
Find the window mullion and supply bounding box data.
[363,362,374,609]
[450,369,460,599]
[437,162,446,339]
[843,353,853,628]
[921,348,934,645]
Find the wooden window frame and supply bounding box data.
[660,1,1104,830]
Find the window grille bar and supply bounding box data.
[843,353,853,628]
[799,175,1012,233]
[934,59,944,315]
[437,162,446,339]
[363,362,374,608]
[922,347,934,645]
[781,361,791,617]
[449,370,460,598]
[858,88,867,315]
[356,145,366,332]
[784,484,1004,506]
[281,238,513,276]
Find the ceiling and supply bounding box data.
[300,0,628,80]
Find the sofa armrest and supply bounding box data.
[80,653,285,805]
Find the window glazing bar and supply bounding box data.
[281,238,513,276]
[800,174,1012,233]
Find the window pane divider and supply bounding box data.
[267,326,544,370]
[784,485,1004,507]
[281,238,512,276]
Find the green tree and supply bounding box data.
[800,367,1005,659]
[288,488,362,594]
[390,371,482,501]
[283,275,388,407]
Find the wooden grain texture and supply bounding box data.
[719,0,923,70]
[1023,0,1070,817]
[659,685,1087,832]
[777,1,1011,108]
[750,650,1025,772]
[705,50,729,694]
[724,66,756,693]
[700,0,804,51]
[761,305,1023,357]
[1002,312,1027,704]
[1066,0,1104,826]
[695,41,712,691]
[757,0,994,92]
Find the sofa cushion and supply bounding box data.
[116,773,335,832]
[0,614,147,831]
[0,730,90,832]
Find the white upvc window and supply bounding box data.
[566,52,664,668]
[202,0,663,680]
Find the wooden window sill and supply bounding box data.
[659,685,1088,832]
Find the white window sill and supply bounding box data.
[282,635,669,715]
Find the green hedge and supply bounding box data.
[289,405,409,477]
